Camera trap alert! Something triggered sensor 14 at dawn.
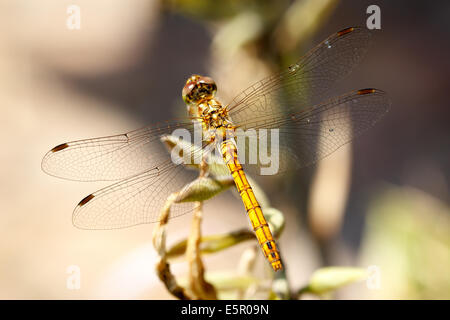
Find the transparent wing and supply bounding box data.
[42,118,234,229]
[72,160,199,229]
[234,89,390,175]
[228,27,373,123]
[42,118,222,229]
[71,137,233,229]
[42,119,195,181]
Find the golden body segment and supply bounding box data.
[183,75,283,271]
[221,140,282,271]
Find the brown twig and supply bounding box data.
[152,150,218,299]
[186,201,217,299]
[152,193,191,300]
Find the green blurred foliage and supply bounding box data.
[299,267,367,296]
[360,186,450,299]
[162,0,288,22]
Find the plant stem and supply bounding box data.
[186,201,217,299]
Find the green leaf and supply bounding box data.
[176,177,234,203]
[167,229,254,259]
[264,207,285,238]
[300,267,368,295]
[205,272,261,291]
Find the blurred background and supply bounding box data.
[0,0,448,299]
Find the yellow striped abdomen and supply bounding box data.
[221,139,283,271]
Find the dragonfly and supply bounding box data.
[42,27,390,272]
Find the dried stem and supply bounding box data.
[186,201,217,299]
[152,193,191,300]
[152,152,218,299]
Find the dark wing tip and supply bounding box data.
[356,88,391,113]
[41,143,69,175]
[337,27,356,37]
[51,143,69,153]
[357,88,377,95]
[77,194,95,207]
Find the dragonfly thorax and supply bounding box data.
[196,99,235,144]
[183,74,235,141]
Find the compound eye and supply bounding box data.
[182,75,217,103]
[182,82,195,96]
[199,76,215,85]
[182,82,197,103]
[200,76,216,88]
[198,76,217,96]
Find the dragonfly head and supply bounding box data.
[182,75,217,104]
